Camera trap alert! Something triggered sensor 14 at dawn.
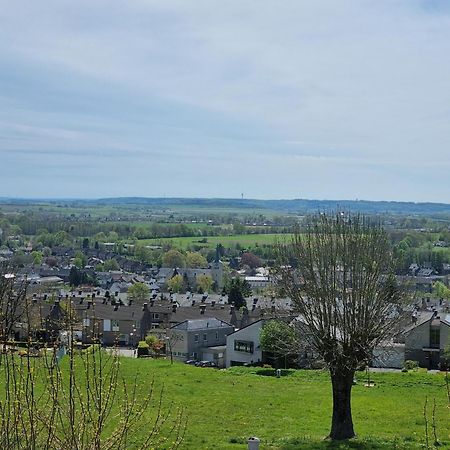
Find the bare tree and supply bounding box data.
[276,213,404,440]
[0,262,28,346]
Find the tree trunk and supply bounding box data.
[329,369,355,440]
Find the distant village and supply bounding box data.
[2,230,450,371]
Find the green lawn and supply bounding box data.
[135,233,293,250]
[115,359,450,449]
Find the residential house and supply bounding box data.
[169,318,234,364]
[403,311,450,369]
[225,319,265,367]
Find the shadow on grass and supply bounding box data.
[272,436,427,450]
[255,369,296,377]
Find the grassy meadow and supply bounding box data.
[135,233,293,250]
[108,359,449,449]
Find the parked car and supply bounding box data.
[185,359,197,365]
[196,361,218,368]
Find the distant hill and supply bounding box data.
[1,196,448,216]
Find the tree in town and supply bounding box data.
[31,250,43,266]
[433,281,450,300]
[240,252,262,269]
[162,250,186,268]
[127,282,150,303]
[276,213,404,440]
[227,278,251,309]
[145,334,165,355]
[260,320,298,355]
[260,319,299,368]
[196,274,213,294]
[69,266,82,287]
[103,258,120,271]
[185,252,208,268]
[168,274,183,293]
[74,251,87,269]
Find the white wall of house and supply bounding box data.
[226,320,264,367]
[372,344,405,369]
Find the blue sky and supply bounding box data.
[1,1,450,201]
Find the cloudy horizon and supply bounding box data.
[1,1,450,202]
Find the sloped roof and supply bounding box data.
[171,318,232,331]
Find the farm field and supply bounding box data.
[134,233,293,250]
[107,359,449,449]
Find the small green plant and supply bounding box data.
[403,360,419,371]
[137,340,150,357]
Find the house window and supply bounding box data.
[103,319,111,332]
[194,334,199,342]
[234,340,254,354]
[112,320,120,332]
[430,327,440,348]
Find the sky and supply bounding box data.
[0,1,450,202]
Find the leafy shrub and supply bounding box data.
[137,340,149,357]
[138,341,149,349]
[403,360,419,371]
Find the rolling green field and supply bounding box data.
[113,359,449,449]
[135,233,293,250]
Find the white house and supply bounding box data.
[225,319,265,367]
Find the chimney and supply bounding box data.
[114,305,119,311]
[143,303,148,311]
[253,298,258,305]
[102,298,107,304]
[92,293,96,299]
[129,299,133,306]
[150,299,155,307]
[115,291,118,297]
[211,300,216,307]
[87,300,92,309]
[78,290,82,296]
[200,304,206,315]
[172,304,177,313]
[192,300,196,306]
[79,297,84,304]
